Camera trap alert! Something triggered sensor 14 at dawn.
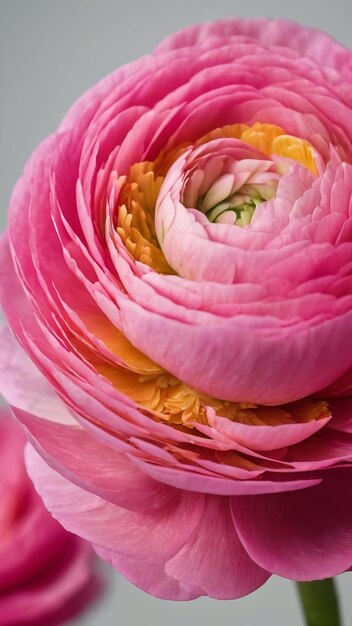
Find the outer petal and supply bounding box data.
[165,496,270,599]
[25,445,205,565]
[95,548,202,601]
[232,469,352,580]
[0,325,74,424]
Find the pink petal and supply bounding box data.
[205,408,331,451]
[25,445,205,564]
[130,455,321,495]
[155,18,352,79]
[96,548,202,600]
[0,326,74,424]
[232,469,352,580]
[14,407,186,513]
[165,496,270,599]
[118,295,352,404]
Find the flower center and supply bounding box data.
[180,123,317,227]
[96,355,330,429]
[184,159,280,227]
[207,196,259,226]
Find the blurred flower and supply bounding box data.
[1,18,352,600]
[0,409,102,625]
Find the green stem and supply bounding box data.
[296,579,341,626]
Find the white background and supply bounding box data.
[1,1,352,624]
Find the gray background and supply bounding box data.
[1,1,352,624]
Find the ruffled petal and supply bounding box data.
[14,407,187,513]
[155,18,352,79]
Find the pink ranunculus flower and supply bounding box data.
[0,409,102,625]
[2,17,352,600]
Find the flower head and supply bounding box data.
[2,18,352,599]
